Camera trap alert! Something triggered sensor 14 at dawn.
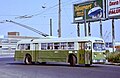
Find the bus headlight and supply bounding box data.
[94,55,96,57]
[104,55,106,57]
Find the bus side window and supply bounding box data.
[61,42,67,50]
[21,44,24,50]
[54,43,60,50]
[17,44,20,50]
[81,43,85,50]
[17,44,24,50]
[25,44,30,50]
[47,43,53,50]
[17,44,30,50]
[68,42,74,50]
[79,43,86,50]
[41,43,46,50]
[85,43,91,50]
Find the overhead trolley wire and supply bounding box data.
[15,0,82,19]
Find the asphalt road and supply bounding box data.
[0,57,120,78]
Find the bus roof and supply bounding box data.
[17,36,104,44]
[17,39,33,44]
[32,36,104,43]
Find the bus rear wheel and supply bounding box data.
[69,54,77,66]
[24,54,32,65]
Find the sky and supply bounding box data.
[0,0,120,42]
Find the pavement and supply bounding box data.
[0,54,120,66]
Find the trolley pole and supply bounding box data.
[112,19,115,52]
[88,22,91,36]
[58,0,61,37]
[77,23,80,37]
[84,9,87,36]
[100,19,103,38]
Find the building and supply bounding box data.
[0,32,41,58]
[105,42,120,52]
[8,32,20,36]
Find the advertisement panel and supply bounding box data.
[73,0,105,23]
[108,0,120,18]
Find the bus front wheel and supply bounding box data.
[24,54,32,65]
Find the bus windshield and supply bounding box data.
[93,43,105,51]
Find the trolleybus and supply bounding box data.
[14,37,106,66]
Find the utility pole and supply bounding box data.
[84,9,87,36]
[58,0,61,37]
[50,19,52,36]
[112,19,115,52]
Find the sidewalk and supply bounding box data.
[0,53,14,58]
[105,62,120,66]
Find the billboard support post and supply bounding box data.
[100,19,103,38]
[88,22,91,36]
[77,23,80,37]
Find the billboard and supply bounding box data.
[108,0,120,18]
[73,0,106,23]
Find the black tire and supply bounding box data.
[85,64,90,67]
[69,55,76,66]
[24,54,32,65]
[41,62,46,65]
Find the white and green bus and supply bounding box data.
[14,37,106,66]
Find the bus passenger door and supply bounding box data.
[33,43,39,62]
[84,42,92,65]
[78,42,92,65]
